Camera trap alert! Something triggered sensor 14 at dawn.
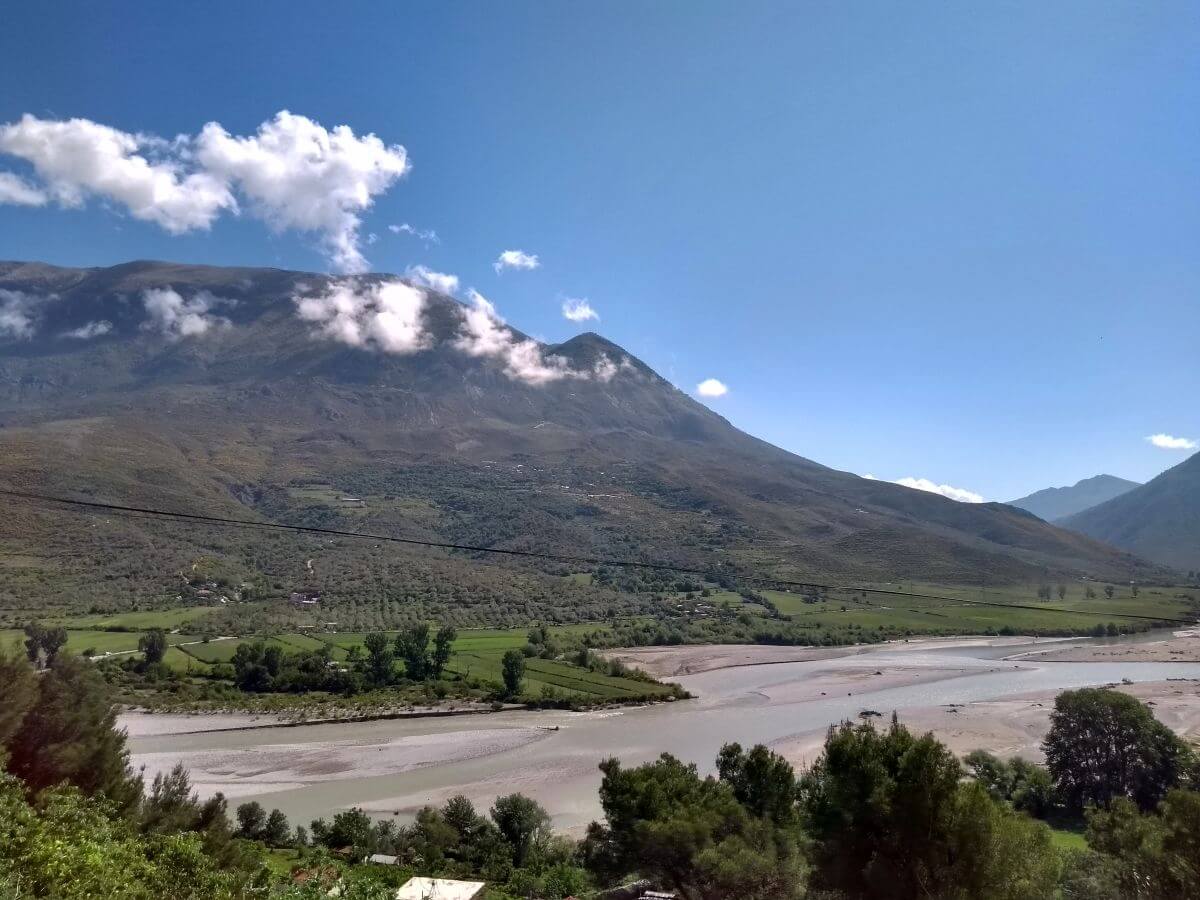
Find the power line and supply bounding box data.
[1,487,1191,625]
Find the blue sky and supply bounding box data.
[1,1,1197,501]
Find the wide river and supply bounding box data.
[125,636,1200,832]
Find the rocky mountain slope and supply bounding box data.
[1062,453,1200,573]
[0,261,1167,616]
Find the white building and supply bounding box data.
[394,877,486,900]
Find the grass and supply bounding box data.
[1048,826,1088,852]
[762,582,1197,637]
[48,607,226,630]
[0,628,200,656]
[447,649,671,700]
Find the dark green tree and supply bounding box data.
[1084,789,1200,898]
[501,649,525,698]
[801,717,1060,899]
[236,800,267,838]
[490,793,550,867]
[6,653,141,810]
[716,742,799,824]
[262,808,292,846]
[138,628,168,665]
[583,752,806,899]
[0,646,37,759]
[362,632,394,686]
[1044,688,1195,812]
[394,624,431,680]
[431,625,456,678]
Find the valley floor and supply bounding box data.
[124,632,1200,833]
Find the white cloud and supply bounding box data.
[0,114,235,232]
[405,264,459,296]
[455,289,577,385]
[0,171,48,206]
[0,110,409,272]
[562,298,599,323]
[62,320,113,339]
[141,288,231,340]
[294,279,429,354]
[894,476,985,504]
[195,111,409,273]
[493,249,540,273]
[696,378,729,398]
[389,222,439,243]
[0,289,45,338]
[1146,433,1197,451]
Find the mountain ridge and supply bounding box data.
[1062,454,1200,573]
[0,261,1171,617]
[1008,474,1141,523]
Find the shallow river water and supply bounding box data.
[125,636,1200,831]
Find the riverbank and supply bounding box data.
[124,636,1200,832]
[1009,629,1200,663]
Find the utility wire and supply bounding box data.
[1,487,1190,625]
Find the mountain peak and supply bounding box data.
[1008,474,1140,522]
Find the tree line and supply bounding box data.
[3,638,1200,898]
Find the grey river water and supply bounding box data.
[125,636,1200,832]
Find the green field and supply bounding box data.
[762,582,1197,637]
[447,650,672,700]
[0,628,200,656]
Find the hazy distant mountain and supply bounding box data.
[1008,474,1141,523]
[0,261,1166,613]
[1063,454,1200,573]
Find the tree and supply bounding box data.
[1084,789,1200,898]
[0,646,37,759]
[1085,585,1097,600]
[490,793,550,866]
[1057,584,1068,601]
[23,622,68,666]
[501,649,525,698]
[431,625,456,678]
[716,741,798,824]
[362,632,394,686]
[394,623,431,680]
[801,717,1060,899]
[6,653,141,810]
[1044,688,1195,813]
[444,794,481,837]
[262,808,292,846]
[583,752,806,899]
[236,800,267,838]
[138,628,168,665]
[1105,584,1115,599]
[311,808,375,854]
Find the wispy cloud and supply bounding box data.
[1146,433,1197,450]
[0,171,47,206]
[62,320,112,339]
[0,289,46,338]
[0,110,409,273]
[893,476,984,503]
[493,249,540,273]
[141,288,231,340]
[389,222,439,244]
[696,378,729,398]
[405,264,459,296]
[561,297,598,322]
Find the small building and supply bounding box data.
[395,877,486,900]
[366,853,398,866]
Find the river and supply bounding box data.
[124,636,1200,832]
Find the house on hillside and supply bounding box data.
[394,877,486,899]
[289,589,321,606]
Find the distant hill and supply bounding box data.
[1063,454,1200,573]
[0,261,1168,618]
[1008,474,1141,522]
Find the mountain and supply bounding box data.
[1062,454,1200,573]
[0,261,1167,617]
[1008,474,1141,523]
